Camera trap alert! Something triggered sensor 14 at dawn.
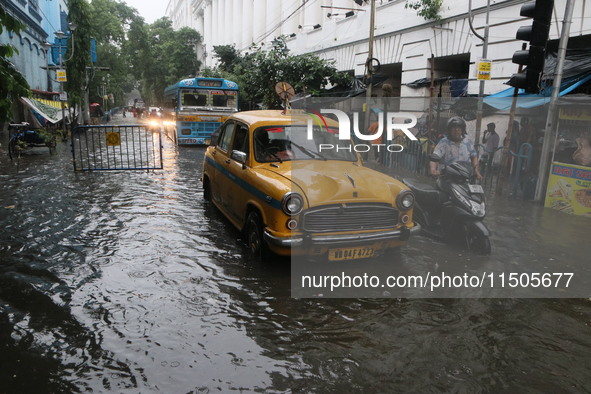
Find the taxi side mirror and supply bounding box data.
[231,150,247,167]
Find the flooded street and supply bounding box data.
[1,124,591,392]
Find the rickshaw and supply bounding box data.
[7,122,57,160]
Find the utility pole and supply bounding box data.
[364,0,377,135]
[496,43,526,195]
[469,0,491,147]
[534,0,574,201]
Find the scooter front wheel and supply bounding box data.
[466,231,491,255]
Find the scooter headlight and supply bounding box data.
[470,201,486,217]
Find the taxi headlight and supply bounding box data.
[397,190,414,210]
[281,192,303,215]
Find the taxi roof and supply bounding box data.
[229,110,338,129]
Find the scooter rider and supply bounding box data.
[429,117,483,180]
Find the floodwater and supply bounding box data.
[1,122,590,393]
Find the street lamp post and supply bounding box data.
[53,23,76,133]
[41,41,53,93]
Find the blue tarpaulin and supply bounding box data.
[483,72,591,110]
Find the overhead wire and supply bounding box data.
[245,0,310,50]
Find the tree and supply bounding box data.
[66,0,94,125]
[70,0,201,108]
[139,19,201,104]
[212,45,242,73]
[210,38,352,110]
[0,8,30,124]
[405,0,443,21]
[88,0,141,107]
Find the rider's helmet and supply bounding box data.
[446,116,467,137]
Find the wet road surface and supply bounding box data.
[1,121,590,392]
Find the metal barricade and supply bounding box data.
[71,125,163,171]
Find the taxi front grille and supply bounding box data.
[302,204,399,233]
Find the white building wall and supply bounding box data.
[242,1,254,50]
[167,0,591,97]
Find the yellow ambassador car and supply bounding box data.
[201,110,420,261]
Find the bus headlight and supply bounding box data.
[281,192,304,216]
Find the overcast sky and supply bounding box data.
[122,0,167,24]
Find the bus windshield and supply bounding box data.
[180,89,237,111]
[211,90,237,109]
[181,90,207,108]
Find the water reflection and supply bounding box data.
[0,132,590,392]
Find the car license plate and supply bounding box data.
[180,138,197,144]
[468,184,484,194]
[328,246,375,261]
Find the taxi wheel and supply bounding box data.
[245,211,270,260]
[203,179,211,201]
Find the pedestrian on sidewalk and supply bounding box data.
[482,122,499,175]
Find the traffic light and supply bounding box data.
[508,0,554,93]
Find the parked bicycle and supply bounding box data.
[7,122,57,160]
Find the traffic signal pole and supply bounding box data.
[469,0,491,147]
[534,0,574,201]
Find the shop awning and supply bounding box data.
[483,72,591,110]
[19,97,64,124]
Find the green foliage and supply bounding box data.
[211,38,352,110]
[212,45,242,73]
[88,0,141,107]
[0,8,30,123]
[66,0,93,123]
[405,0,443,21]
[140,20,201,104]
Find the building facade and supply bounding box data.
[1,0,69,93]
[166,0,590,98]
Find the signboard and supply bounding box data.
[559,107,591,121]
[197,80,223,87]
[545,161,591,216]
[56,69,67,82]
[59,92,68,102]
[106,132,121,147]
[477,59,492,81]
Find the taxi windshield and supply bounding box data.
[253,125,358,163]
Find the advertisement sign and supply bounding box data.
[56,69,67,82]
[545,161,591,216]
[559,106,591,121]
[477,59,492,80]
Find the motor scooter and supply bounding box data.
[403,161,491,255]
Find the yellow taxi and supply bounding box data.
[201,110,419,260]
